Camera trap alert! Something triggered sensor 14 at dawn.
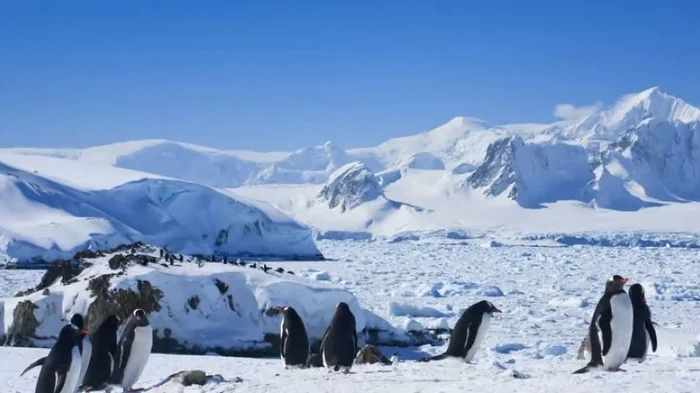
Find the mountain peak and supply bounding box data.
[605,86,700,126]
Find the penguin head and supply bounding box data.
[70,313,88,335]
[58,324,83,345]
[478,300,502,315]
[606,275,629,293]
[132,309,150,327]
[628,283,646,305]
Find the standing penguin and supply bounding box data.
[420,300,502,362]
[24,324,84,393]
[319,302,357,372]
[109,309,153,392]
[574,275,634,374]
[70,313,92,390]
[627,283,658,362]
[79,314,120,391]
[277,306,310,368]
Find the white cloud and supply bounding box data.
[553,102,602,122]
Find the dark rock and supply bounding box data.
[4,300,39,346]
[355,344,392,365]
[108,254,127,270]
[226,294,237,313]
[41,288,50,296]
[275,267,285,273]
[214,279,229,295]
[287,270,295,275]
[187,295,200,311]
[157,370,236,387]
[86,278,163,333]
[73,249,103,260]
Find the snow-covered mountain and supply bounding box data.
[3,86,700,239]
[0,152,321,263]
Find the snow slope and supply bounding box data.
[0,153,321,262]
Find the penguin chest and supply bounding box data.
[79,336,92,382]
[58,346,82,393]
[464,314,491,363]
[121,326,153,388]
[604,294,633,368]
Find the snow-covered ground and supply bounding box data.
[2,240,700,392]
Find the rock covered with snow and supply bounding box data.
[316,161,385,212]
[0,155,322,262]
[0,246,366,355]
[465,136,593,207]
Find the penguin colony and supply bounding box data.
[20,309,153,393]
[18,273,657,391]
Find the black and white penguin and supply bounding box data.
[79,314,120,391]
[70,313,92,387]
[319,302,357,372]
[24,324,84,393]
[277,306,310,368]
[574,275,634,374]
[421,300,502,362]
[109,309,153,391]
[627,283,658,362]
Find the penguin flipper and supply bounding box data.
[280,329,288,358]
[645,319,658,352]
[599,314,612,356]
[19,356,46,376]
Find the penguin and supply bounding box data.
[18,316,90,380]
[319,302,357,372]
[277,306,310,368]
[70,314,92,388]
[26,324,84,393]
[627,283,658,362]
[109,309,153,392]
[420,300,502,362]
[79,315,120,391]
[574,275,634,374]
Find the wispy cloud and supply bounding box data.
[553,102,602,122]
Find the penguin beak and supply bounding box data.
[81,329,88,335]
[621,277,629,284]
[642,296,647,304]
[492,307,502,313]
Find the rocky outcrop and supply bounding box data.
[465,136,594,207]
[86,275,164,333]
[317,161,385,212]
[3,300,39,346]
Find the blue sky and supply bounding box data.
[1,1,699,151]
